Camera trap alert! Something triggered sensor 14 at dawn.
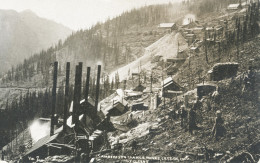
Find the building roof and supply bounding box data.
[158,23,175,28]
[166,58,186,62]
[161,77,173,86]
[206,27,214,31]
[69,97,95,113]
[101,101,126,116]
[99,90,128,116]
[186,34,195,37]
[161,77,182,91]
[89,130,103,141]
[190,46,198,50]
[126,91,143,97]
[228,4,241,9]
[66,114,84,128]
[23,132,60,158]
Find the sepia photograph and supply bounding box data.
[0,0,259,162]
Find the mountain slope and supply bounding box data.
[108,32,188,82]
[0,9,72,73]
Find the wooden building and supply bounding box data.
[158,23,177,32]
[161,77,183,98]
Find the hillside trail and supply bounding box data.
[108,31,188,82]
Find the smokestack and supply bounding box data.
[72,62,83,130]
[50,61,58,136]
[83,67,91,125]
[78,62,83,100]
[85,67,91,103]
[63,62,70,133]
[72,65,79,124]
[94,65,101,114]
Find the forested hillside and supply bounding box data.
[0,2,186,148]
[0,9,72,73]
[0,0,256,150]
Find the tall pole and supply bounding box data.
[63,62,70,133]
[150,71,153,93]
[72,65,79,124]
[50,61,58,136]
[85,67,91,101]
[78,62,83,100]
[95,65,101,115]
[83,67,91,125]
[161,62,165,109]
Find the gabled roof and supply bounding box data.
[101,100,127,116]
[158,23,175,28]
[161,77,182,90]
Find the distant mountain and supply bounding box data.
[0,9,72,73]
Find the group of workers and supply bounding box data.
[179,94,225,140]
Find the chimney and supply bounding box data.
[63,62,70,133]
[72,65,79,125]
[72,63,83,130]
[78,62,83,100]
[50,61,58,136]
[83,67,91,125]
[85,67,91,104]
[94,65,101,115]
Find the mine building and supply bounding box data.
[158,23,177,32]
[161,77,183,98]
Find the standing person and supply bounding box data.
[180,105,187,128]
[1,150,5,160]
[131,140,137,153]
[188,106,196,135]
[211,88,220,111]
[212,110,225,141]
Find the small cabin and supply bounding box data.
[161,77,183,98]
[161,77,182,91]
[158,23,176,32]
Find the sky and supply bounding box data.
[0,0,180,30]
